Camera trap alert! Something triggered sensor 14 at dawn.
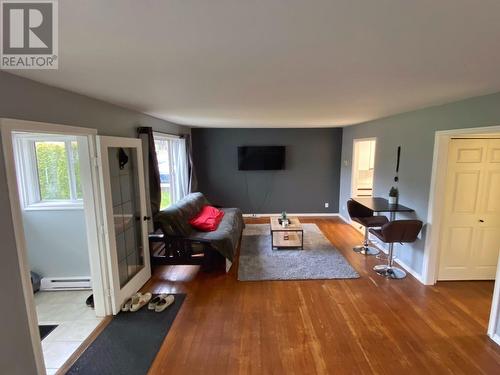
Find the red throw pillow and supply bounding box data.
[189,205,225,232]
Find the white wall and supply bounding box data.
[22,209,90,278]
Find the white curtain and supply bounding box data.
[153,133,190,207]
[168,138,189,203]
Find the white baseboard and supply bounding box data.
[337,214,350,224]
[367,239,425,284]
[489,333,500,346]
[393,257,424,284]
[243,213,341,218]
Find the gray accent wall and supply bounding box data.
[339,92,500,277]
[192,128,343,213]
[0,72,189,375]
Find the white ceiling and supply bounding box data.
[11,0,500,128]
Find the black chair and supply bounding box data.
[370,220,423,279]
[347,199,388,256]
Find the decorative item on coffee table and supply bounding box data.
[270,215,304,250]
[278,211,289,226]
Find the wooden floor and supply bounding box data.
[145,217,500,375]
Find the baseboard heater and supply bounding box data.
[40,277,92,291]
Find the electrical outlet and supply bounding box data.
[324,202,329,208]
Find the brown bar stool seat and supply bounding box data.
[370,220,423,279]
[347,199,388,256]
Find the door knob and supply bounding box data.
[479,219,485,223]
[143,216,151,221]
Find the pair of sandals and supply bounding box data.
[121,292,174,313]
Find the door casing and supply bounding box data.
[422,124,500,344]
[437,138,500,280]
[0,118,112,374]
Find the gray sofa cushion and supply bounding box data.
[154,193,244,262]
[188,208,244,262]
[155,192,210,236]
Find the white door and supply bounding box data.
[438,138,500,280]
[97,136,151,314]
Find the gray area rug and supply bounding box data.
[238,224,359,281]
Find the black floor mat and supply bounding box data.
[67,294,186,375]
[39,325,58,340]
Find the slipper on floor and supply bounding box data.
[130,292,152,312]
[148,294,169,310]
[155,295,175,313]
[121,293,141,312]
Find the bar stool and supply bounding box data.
[370,220,423,279]
[347,199,388,256]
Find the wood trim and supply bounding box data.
[55,317,112,375]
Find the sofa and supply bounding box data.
[152,192,244,270]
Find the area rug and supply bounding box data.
[238,224,359,281]
[67,293,185,375]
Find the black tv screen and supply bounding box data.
[238,146,285,170]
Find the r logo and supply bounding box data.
[1,0,58,68]
[2,2,53,54]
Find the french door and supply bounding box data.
[438,138,500,280]
[97,136,151,314]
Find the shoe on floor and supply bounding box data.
[130,292,152,312]
[121,292,140,312]
[155,295,175,313]
[148,294,169,310]
[86,294,94,309]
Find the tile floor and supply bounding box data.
[35,290,103,374]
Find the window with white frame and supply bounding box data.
[14,133,83,209]
[153,132,189,209]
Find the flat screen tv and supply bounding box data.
[238,146,285,170]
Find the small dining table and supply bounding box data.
[352,197,414,221]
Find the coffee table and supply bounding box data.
[270,216,304,250]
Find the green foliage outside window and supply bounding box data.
[160,189,171,210]
[35,141,83,201]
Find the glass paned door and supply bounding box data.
[97,136,151,314]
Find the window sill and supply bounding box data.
[24,202,84,211]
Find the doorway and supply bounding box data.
[438,138,500,280]
[351,138,376,198]
[14,132,104,372]
[1,120,108,374]
[1,119,153,374]
[423,125,500,344]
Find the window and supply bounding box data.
[153,133,189,209]
[14,134,83,209]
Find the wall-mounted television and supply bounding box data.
[238,146,285,170]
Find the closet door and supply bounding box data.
[97,136,151,314]
[473,139,500,278]
[438,139,500,280]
